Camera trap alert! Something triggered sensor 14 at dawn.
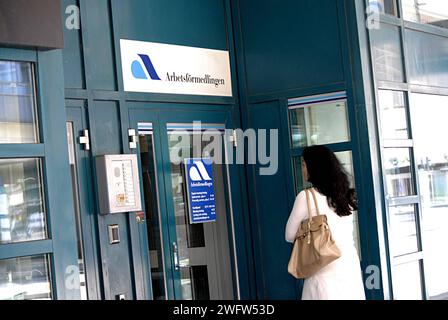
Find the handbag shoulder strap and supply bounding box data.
[309,188,320,216]
[305,188,320,222]
[305,189,312,221]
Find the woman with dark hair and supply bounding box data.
[285,145,365,300]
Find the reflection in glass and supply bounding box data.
[378,90,409,140]
[389,204,419,257]
[335,151,361,257]
[392,261,423,300]
[383,148,414,197]
[138,128,167,300]
[293,157,309,192]
[405,29,448,88]
[402,0,448,29]
[371,24,405,82]
[411,93,448,299]
[0,159,47,244]
[0,255,52,300]
[289,99,350,148]
[335,151,355,186]
[0,61,39,143]
[293,152,354,190]
[180,266,210,300]
[369,0,398,16]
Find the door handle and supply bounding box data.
[172,242,180,271]
[79,129,90,151]
[128,129,138,149]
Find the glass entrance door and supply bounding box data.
[130,110,236,300]
[165,125,234,300]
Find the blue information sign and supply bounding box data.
[185,158,216,224]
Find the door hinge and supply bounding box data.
[129,129,138,149]
[229,129,238,148]
[79,129,90,151]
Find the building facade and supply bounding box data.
[0,0,447,300]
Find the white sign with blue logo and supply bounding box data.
[185,158,216,224]
[120,39,232,97]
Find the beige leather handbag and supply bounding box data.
[288,188,341,279]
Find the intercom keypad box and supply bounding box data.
[96,154,142,214]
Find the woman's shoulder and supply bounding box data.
[295,189,308,201]
[294,188,324,205]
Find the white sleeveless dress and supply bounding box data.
[285,189,366,300]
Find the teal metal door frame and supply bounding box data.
[66,102,102,300]
[159,109,236,300]
[129,108,168,299]
[129,106,240,300]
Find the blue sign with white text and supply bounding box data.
[185,158,216,224]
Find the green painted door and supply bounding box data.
[129,107,236,300]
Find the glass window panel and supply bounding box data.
[180,266,210,301]
[335,151,361,257]
[410,93,448,299]
[289,99,350,148]
[0,159,47,244]
[293,151,355,190]
[0,255,52,300]
[138,128,167,300]
[402,0,448,29]
[405,29,448,87]
[293,157,309,192]
[168,129,223,264]
[335,151,355,186]
[392,261,423,300]
[0,61,39,143]
[383,148,415,197]
[369,0,398,16]
[170,159,206,251]
[378,90,409,140]
[389,204,419,257]
[167,126,234,300]
[371,24,405,82]
[180,267,193,300]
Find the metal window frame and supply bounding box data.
[0,49,66,300]
[366,0,448,300]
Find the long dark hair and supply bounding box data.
[303,145,358,217]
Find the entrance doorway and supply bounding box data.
[130,109,236,300]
